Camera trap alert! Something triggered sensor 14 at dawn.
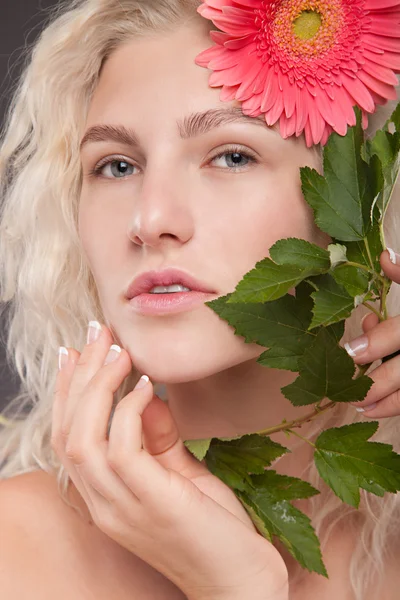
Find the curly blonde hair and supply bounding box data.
[1,1,400,597]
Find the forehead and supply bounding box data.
[86,21,224,124]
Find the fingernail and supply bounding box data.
[58,346,69,370]
[344,335,369,357]
[87,321,102,344]
[134,375,149,390]
[104,344,121,365]
[355,402,377,412]
[387,247,400,265]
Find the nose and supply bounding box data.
[127,163,194,249]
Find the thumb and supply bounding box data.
[141,394,209,478]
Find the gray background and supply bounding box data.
[1,1,57,410]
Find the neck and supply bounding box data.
[164,359,318,480]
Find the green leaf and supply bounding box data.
[300,109,377,242]
[206,289,316,361]
[184,438,212,462]
[364,102,400,224]
[257,347,300,372]
[269,238,331,271]
[204,435,289,491]
[237,473,327,577]
[226,257,320,303]
[309,273,355,329]
[282,327,373,406]
[314,422,400,508]
[331,263,369,297]
[249,471,320,501]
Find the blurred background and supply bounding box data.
[1,1,57,411]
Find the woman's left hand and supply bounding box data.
[348,248,400,418]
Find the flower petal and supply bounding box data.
[357,70,398,100]
[341,73,375,112]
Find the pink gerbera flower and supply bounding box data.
[195,0,400,146]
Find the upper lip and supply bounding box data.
[126,268,217,299]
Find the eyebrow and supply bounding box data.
[79,107,272,152]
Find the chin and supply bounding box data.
[126,339,264,385]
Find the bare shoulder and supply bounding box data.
[0,470,186,599]
[0,470,101,598]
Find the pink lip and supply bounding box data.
[125,267,217,300]
[128,290,218,316]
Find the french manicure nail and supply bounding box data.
[134,375,149,390]
[355,402,377,412]
[58,346,68,370]
[345,335,369,357]
[387,247,400,265]
[104,344,121,365]
[87,320,102,344]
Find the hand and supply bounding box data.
[348,249,400,418]
[51,322,289,600]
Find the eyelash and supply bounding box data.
[87,145,258,179]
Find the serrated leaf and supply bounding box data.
[331,264,369,297]
[237,475,327,577]
[183,438,212,462]
[309,273,354,329]
[204,435,289,491]
[300,110,377,242]
[282,327,373,406]
[269,238,331,271]
[257,347,300,371]
[364,102,400,223]
[206,290,316,357]
[249,471,320,501]
[226,257,322,303]
[314,422,400,508]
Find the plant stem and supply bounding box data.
[339,261,386,285]
[288,428,316,448]
[362,301,384,321]
[255,359,374,439]
[255,400,336,437]
[364,237,375,271]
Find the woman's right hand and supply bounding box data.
[51,322,289,600]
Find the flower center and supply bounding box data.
[261,0,344,60]
[293,10,322,40]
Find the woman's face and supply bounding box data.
[78,18,328,384]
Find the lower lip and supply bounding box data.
[128,291,218,315]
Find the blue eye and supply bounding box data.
[89,157,138,179]
[210,146,257,170]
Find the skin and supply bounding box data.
[72,15,400,594]
[78,18,331,462]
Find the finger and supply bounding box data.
[62,322,116,436]
[353,388,400,419]
[141,394,208,479]
[361,312,379,333]
[51,346,98,516]
[65,345,141,507]
[344,315,400,365]
[107,377,172,501]
[380,248,400,285]
[108,378,210,509]
[350,353,400,411]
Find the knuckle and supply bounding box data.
[60,422,71,441]
[65,443,86,465]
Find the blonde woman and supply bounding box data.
[1,1,400,598]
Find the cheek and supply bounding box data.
[230,178,315,261]
[78,202,116,278]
